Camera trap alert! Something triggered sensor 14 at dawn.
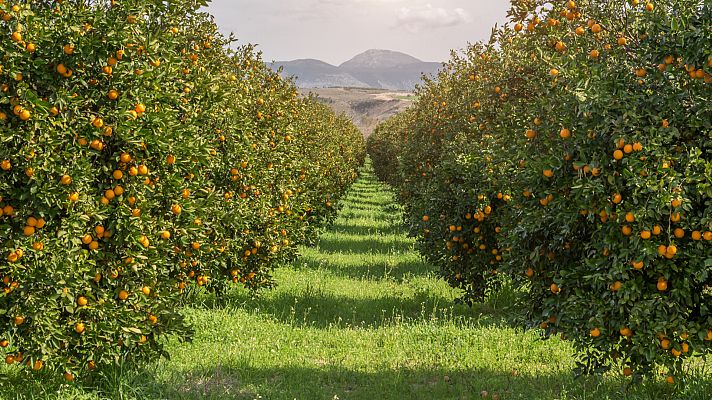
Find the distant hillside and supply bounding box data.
[272,49,441,91]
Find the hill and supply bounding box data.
[273,49,441,91]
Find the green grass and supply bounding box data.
[2,163,711,399]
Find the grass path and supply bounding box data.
[5,163,711,399]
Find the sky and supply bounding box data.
[205,0,511,65]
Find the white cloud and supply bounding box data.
[396,4,471,33]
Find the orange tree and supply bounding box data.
[369,0,710,382]
[0,0,364,382]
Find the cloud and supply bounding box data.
[396,4,471,33]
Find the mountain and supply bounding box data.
[272,50,441,91]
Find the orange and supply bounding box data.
[543,169,554,178]
[625,212,635,222]
[74,322,86,334]
[422,215,430,222]
[619,327,633,337]
[621,225,632,236]
[610,281,622,292]
[656,277,668,291]
[118,290,129,301]
[590,328,601,337]
[631,260,644,270]
[613,150,623,160]
[665,245,677,256]
[652,225,662,235]
[77,296,88,307]
[691,231,701,240]
[550,283,560,294]
[141,286,151,296]
[640,230,651,240]
[559,128,571,139]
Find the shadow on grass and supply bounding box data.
[142,363,711,400]
[219,284,482,330]
[7,356,711,400]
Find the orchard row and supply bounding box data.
[0,0,365,381]
[369,0,710,383]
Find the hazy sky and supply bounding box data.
[206,0,510,65]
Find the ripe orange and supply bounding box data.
[118,290,129,301]
[620,327,633,337]
[625,212,635,222]
[560,128,571,139]
[656,277,668,291]
[590,328,601,337]
[665,245,677,257]
[77,296,88,307]
[74,322,86,334]
[613,150,624,160]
